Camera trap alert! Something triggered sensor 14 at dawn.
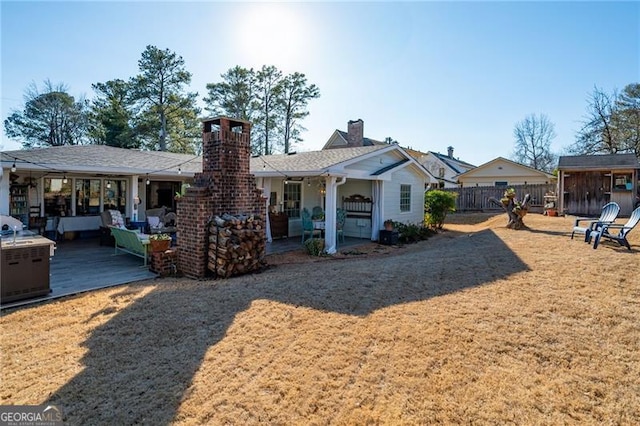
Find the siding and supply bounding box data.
[345,152,402,175]
[383,166,426,225]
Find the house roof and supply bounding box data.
[1,141,434,181]
[335,130,386,147]
[429,151,476,174]
[322,130,388,150]
[252,145,405,177]
[457,157,555,179]
[557,153,640,170]
[0,145,201,176]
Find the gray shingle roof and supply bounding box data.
[558,153,640,170]
[1,145,201,175]
[431,152,476,173]
[2,143,410,178]
[336,131,386,147]
[251,145,390,174]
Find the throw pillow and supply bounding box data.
[110,210,125,228]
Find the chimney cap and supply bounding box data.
[201,116,252,126]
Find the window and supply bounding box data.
[495,181,508,187]
[76,179,102,215]
[146,181,180,210]
[104,180,127,213]
[44,178,72,217]
[613,173,632,191]
[283,182,301,218]
[438,167,445,178]
[400,184,411,212]
[269,191,278,214]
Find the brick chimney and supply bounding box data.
[347,119,364,147]
[447,146,454,159]
[176,116,266,279]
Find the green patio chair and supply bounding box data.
[336,208,346,246]
[311,206,324,220]
[301,208,321,243]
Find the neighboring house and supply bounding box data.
[415,146,476,188]
[456,157,555,188]
[322,118,387,149]
[557,153,640,216]
[1,118,434,253]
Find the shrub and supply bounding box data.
[392,221,435,243]
[303,238,325,256]
[424,190,457,229]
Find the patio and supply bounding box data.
[0,235,370,310]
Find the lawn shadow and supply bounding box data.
[47,229,528,424]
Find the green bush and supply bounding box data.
[391,221,435,243]
[394,222,419,243]
[424,190,457,229]
[303,238,325,256]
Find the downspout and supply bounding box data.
[324,176,347,254]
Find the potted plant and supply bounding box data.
[380,219,399,245]
[149,233,172,252]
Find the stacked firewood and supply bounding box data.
[207,213,266,278]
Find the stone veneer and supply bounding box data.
[176,117,266,279]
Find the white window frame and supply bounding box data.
[400,184,411,212]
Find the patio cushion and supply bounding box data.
[146,207,166,223]
[147,216,161,229]
[102,210,126,229]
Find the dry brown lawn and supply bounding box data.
[2,213,639,425]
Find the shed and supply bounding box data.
[557,154,640,216]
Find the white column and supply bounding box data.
[261,178,273,243]
[324,176,337,254]
[323,176,347,254]
[0,168,10,215]
[130,175,139,221]
[371,180,383,241]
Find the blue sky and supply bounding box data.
[1,1,638,165]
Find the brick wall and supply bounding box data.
[177,117,266,279]
[176,186,213,279]
[347,119,364,147]
[150,249,178,277]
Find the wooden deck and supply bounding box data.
[1,238,157,310]
[1,236,369,310]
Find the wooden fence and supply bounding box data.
[442,184,556,212]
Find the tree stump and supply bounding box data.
[489,189,531,230]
